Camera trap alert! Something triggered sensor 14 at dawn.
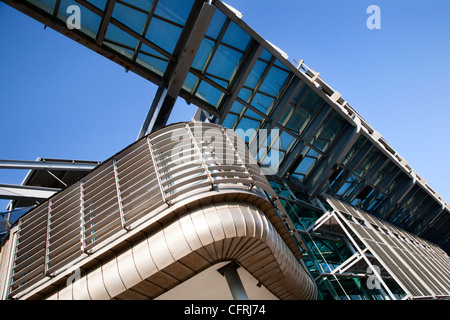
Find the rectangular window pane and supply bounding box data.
[112,2,148,34]
[146,17,182,54]
[221,21,251,51]
[154,0,194,26]
[207,45,243,82]
[258,66,290,97]
[195,81,224,107]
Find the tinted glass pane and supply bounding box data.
[279,131,294,151]
[112,2,148,34]
[230,101,244,114]
[286,108,311,134]
[236,117,260,140]
[136,52,168,76]
[154,0,194,26]
[222,114,238,129]
[259,48,272,61]
[237,88,252,102]
[296,157,315,175]
[87,0,107,10]
[221,21,251,51]
[244,60,267,89]
[207,45,242,82]
[105,23,139,48]
[192,38,214,71]
[28,0,56,14]
[195,81,224,107]
[182,72,199,93]
[301,90,323,110]
[251,93,274,114]
[104,42,135,59]
[259,66,290,97]
[146,17,182,54]
[206,10,227,39]
[120,0,153,11]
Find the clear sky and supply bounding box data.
[1,0,449,212]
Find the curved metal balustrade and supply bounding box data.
[4,122,316,300]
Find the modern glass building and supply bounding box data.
[0,0,449,300]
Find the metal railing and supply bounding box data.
[7,122,302,299]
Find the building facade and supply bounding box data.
[0,0,449,300]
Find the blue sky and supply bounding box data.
[1,0,449,211]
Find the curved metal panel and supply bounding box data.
[45,202,317,300]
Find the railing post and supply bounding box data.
[147,137,170,205]
[79,180,87,254]
[185,123,215,190]
[44,200,52,276]
[112,159,129,231]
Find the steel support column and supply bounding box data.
[218,262,249,300]
[137,1,216,136]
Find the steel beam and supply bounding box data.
[305,117,361,198]
[0,184,60,201]
[0,159,98,171]
[277,102,332,178]
[218,40,263,122]
[138,1,216,136]
[345,156,387,203]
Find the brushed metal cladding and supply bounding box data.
[325,195,450,299]
[4,122,316,300]
[45,203,318,300]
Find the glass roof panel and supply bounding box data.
[259,48,272,61]
[279,130,295,151]
[222,113,238,129]
[145,17,182,54]
[105,23,139,49]
[285,108,312,135]
[243,107,262,120]
[206,45,243,83]
[154,0,194,26]
[244,60,267,89]
[206,10,227,39]
[136,52,168,76]
[301,89,324,110]
[195,81,224,108]
[192,38,214,71]
[250,93,274,114]
[230,101,244,114]
[221,21,251,51]
[27,0,56,14]
[258,65,290,97]
[237,87,252,102]
[293,148,321,180]
[119,0,153,12]
[112,2,148,34]
[182,72,199,93]
[104,42,135,59]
